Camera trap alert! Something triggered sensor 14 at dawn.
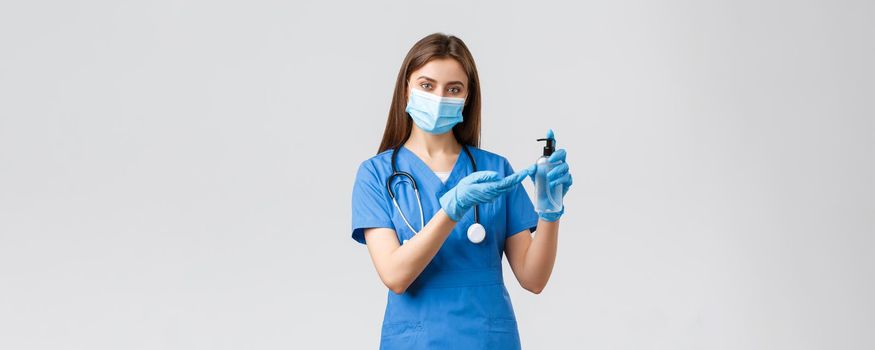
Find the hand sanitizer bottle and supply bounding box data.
[536,129,563,214]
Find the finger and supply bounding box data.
[469,186,501,203]
[495,168,531,190]
[485,187,503,199]
[550,173,573,189]
[548,148,566,163]
[525,164,537,177]
[547,162,569,181]
[464,170,500,184]
[469,192,493,204]
[525,164,537,182]
[562,173,573,195]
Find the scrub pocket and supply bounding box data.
[380,321,424,349]
[486,318,521,349]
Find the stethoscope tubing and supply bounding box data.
[385,144,480,233]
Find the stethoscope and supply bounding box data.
[386,144,486,244]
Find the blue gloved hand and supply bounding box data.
[527,148,573,222]
[440,168,533,222]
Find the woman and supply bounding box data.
[350,33,573,349]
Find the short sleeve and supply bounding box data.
[351,160,394,244]
[503,158,539,237]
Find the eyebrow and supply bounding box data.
[415,75,465,87]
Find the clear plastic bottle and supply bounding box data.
[536,130,563,214]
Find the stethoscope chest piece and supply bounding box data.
[467,223,486,244]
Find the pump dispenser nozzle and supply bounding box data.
[536,129,556,157]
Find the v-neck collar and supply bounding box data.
[399,145,471,190]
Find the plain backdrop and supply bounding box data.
[1,0,873,349]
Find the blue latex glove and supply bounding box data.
[526,148,573,222]
[440,168,533,222]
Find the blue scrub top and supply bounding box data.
[351,145,539,349]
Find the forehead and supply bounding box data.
[410,58,468,84]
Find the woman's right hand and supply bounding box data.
[439,169,532,222]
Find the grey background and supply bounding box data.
[1,0,873,349]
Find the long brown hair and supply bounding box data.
[377,33,482,154]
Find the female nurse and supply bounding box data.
[350,33,573,349]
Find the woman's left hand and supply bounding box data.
[526,148,573,222]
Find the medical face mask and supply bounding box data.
[405,88,466,135]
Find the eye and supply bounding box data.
[448,86,461,94]
[419,82,433,89]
